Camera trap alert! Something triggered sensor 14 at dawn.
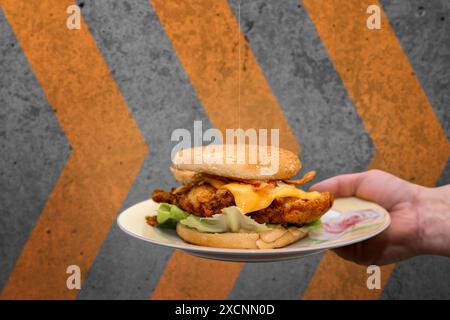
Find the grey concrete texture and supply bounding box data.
[382,255,450,299]
[381,0,450,141]
[0,0,449,299]
[437,159,450,187]
[0,10,71,291]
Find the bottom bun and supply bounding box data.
[176,223,308,249]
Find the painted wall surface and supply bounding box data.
[0,0,449,299]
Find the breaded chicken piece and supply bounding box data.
[152,184,234,217]
[248,192,333,225]
[152,183,333,226]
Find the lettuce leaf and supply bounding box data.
[302,219,322,231]
[156,203,190,228]
[156,203,322,234]
[179,215,228,233]
[222,207,271,232]
[180,206,272,233]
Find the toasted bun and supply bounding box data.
[176,223,308,249]
[172,144,301,180]
[170,167,204,185]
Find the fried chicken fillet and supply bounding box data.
[152,182,333,226]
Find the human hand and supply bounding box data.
[310,169,450,265]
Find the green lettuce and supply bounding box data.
[179,206,272,233]
[302,219,322,231]
[222,207,271,232]
[156,203,322,234]
[179,215,228,233]
[156,203,190,228]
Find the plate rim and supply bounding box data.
[117,198,391,255]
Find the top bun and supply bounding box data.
[172,144,301,181]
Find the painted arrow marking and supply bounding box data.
[0,0,148,299]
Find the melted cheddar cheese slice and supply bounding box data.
[219,182,320,214]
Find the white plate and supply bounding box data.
[117,197,390,262]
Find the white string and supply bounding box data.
[238,0,241,129]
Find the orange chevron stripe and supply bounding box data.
[150,0,299,299]
[302,0,450,299]
[0,0,148,299]
[152,252,242,300]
